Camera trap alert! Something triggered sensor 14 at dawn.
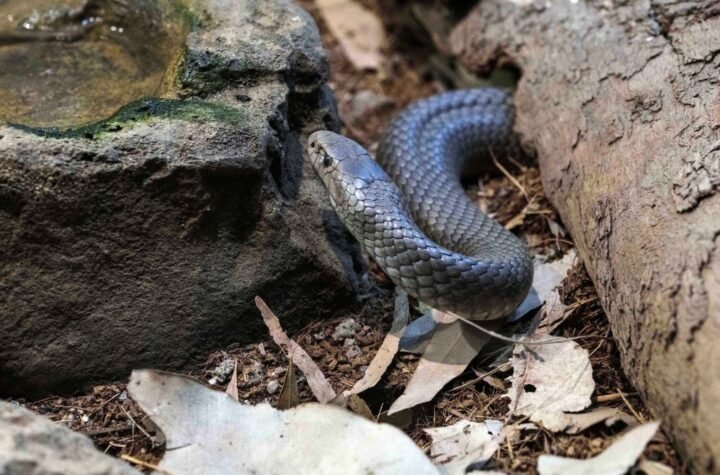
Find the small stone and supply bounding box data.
[81,415,90,423]
[209,356,235,385]
[346,89,394,122]
[332,318,361,341]
[267,380,280,395]
[343,338,363,359]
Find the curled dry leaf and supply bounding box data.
[509,250,576,324]
[537,421,660,475]
[563,407,637,434]
[506,336,595,432]
[316,0,386,70]
[128,370,440,475]
[532,250,577,333]
[424,419,504,474]
[255,296,336,403]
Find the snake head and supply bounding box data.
[307,130,391,205]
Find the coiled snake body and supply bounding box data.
[308,89,533,320]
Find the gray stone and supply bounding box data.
[0,401,139,475]
[0,0,364,397]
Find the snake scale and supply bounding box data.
[308,89,533,320]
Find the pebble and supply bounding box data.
[332,318,362,341]
[346,89,394,122]
[267,380,280,395]
[209,356,236,385]
[343,338,363,359]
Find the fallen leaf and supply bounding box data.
[276,360,299,410]
[537,421,660,475]
[224,359,239,402]
[128,370,440,475]
[255,296,336,403]
[564,407,637,434]
[534,250,577,334]
[388,319,497,415]
[508,250,576,323]
[637,459,674,475]
[424,419,504,474]
[351,289,409,394]
[316,0,386,70]
[346,393,375,420]
[506,336,595,432]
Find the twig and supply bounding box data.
[84,425,133,437]
[120,454,168,474]
[89,391,122,415]
[491,151,529,200]
[117,403,154,442]
[451,312,606,346]
[594,392,638,403]
[617,388,645,423]
[449,365,506,392]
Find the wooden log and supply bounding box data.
[450,1,720,471]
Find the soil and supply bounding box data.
[17,0,686,473]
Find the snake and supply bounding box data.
[308,88,533,320]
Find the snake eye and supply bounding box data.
[322,155,333,168]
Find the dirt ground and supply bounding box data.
[20,1,687,473]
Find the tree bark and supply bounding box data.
[450,0,720,471]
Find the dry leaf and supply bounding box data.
[506,336,595,432]
[316,0,386,70]
[388,319,497,415]
[351,289,409,394]
[534,250,577,334]
[128,370,440,475]
[564,407,637,434]
[637,460,674,475]
[537,421,660,475]
[277,360,299,410]
[346,393,375,420]
[424,419,504,474]
[509,250,576,323]
[224,359,239,402]
[255,296,336,403]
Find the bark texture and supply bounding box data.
[451,1,720,471]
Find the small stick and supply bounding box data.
[120,454,167,473]
[594,392,638,403]
[617,388,645,423]
[117,403,154,442]
[449,365,506,393]
[491,151,529,200]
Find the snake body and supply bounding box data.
[308,89,533,320]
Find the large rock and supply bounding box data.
[0,401,139,475]
[0,0,364,397]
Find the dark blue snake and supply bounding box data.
[308,89,533,320]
